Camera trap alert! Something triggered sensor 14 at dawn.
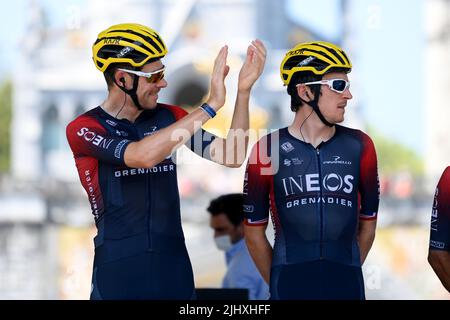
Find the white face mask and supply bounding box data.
[214,235,232,251]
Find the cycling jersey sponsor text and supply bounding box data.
[77,127,114,149]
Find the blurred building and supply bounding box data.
[425,0,450,182]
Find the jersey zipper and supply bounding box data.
[134,124,153,252]
[147,168,153,251]
[315,147,324,259]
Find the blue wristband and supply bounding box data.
[200,103,216,118]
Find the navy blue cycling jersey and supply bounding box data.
[243,125,379,273]
[66,103,215,299]
[430,167,450,252]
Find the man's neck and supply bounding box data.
[288,107,336,148]
[102,90,143,122]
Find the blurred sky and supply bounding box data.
[0,0,424,155]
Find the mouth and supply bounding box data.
[149,91,159,100]
[337,103,347,109]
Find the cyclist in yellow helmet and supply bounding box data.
[66,23,266,300]
[243,41,379,299]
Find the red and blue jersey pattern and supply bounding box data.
[66,103,215,262]
[430,166,450,251]
[243,125,379,267]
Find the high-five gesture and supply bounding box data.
[238,39,267,92]
[207,45,230,111]
[208,39,266,167]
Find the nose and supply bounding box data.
[156,78,168,88]
[343,87,352,100]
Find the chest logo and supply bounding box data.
[281,142,294,153]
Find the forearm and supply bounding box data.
[228,90,250,160]
[125,107,211,168]
[359,234,375,265]
[358,220,376,265]
[428,250,450,292]
[210,90,250,167]
[245,234,272,284]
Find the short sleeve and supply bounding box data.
[358,132,380,220]
[66,115,131,165]
[243,136,273,226]
[430,167,450,251]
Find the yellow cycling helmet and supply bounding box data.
[92,23,168,72]
[280,41,352,86]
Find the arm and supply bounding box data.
[358,219,377,265]
[244,224,272,284]
[209,40,266,167]
[125,46,230,168]
[124,107,212,168]
[358,132,380,264]
[428,167,450,292]
[242,138,272,283]
[428,250,450,292]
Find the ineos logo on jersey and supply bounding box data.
[77,127,114,149]
[282,173,354,196]
[431,187,439,231]
[433,188,439,210]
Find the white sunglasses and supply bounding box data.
[297,79,350,93]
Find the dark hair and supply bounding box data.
[207,193,244,227]
[287,72,321,112]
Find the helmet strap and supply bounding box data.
[301,86,334,127]
[115,76,144,110]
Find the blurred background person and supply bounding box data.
[428,166,450,293]
[207,193,269,300]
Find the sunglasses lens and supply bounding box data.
[147,71,164,83]
[332,80,347,92]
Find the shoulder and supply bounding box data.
[337,125,371,141]
[158,103,188,121]
[337,125,375,149]
[251,129,283,152]
[66,108,104,134]
[438,166,450,186]
[441,166,450,179]
[248,130,281,164]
